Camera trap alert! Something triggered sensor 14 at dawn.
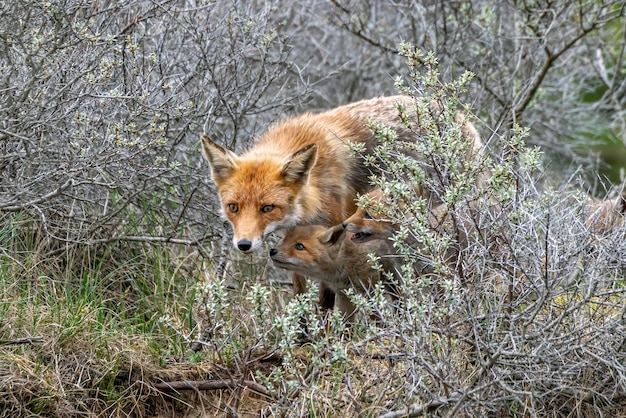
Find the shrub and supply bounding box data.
[190,44,626,417]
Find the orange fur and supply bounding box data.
[585,191,626,235]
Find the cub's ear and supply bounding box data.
[281,144,318,184]
[200,135,238,184]
[318,224,346,246]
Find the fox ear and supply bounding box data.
[200,135,237,184]
[318,224,345,246]
[281,144,318,184]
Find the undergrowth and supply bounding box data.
[2,45,626,417]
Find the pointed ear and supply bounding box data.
[281,144,318,184]
[200,135,237,184]
[318,224,346,246]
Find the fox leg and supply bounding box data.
[334,291,356,322]
[291,273,335,310]
[318,281,336,310]
[291,272,307,295]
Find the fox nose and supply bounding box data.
[237,239,252,252]
[269,248,277,257]
[341,222,347,229]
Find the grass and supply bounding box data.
[0,211,208,416]
[2,191,626,417]
[0,205,301,417]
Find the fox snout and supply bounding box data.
[269,248,278,257]
[231,235,264,253]
[237,239,253,252]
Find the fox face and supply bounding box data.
[201,136,318,253]
[342,207,395,244]
[270,223,379,318]
[269,224,337,280]
[271,223,401,319]
[342,191,396,244]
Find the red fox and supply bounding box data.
[200,95,483,307]
[342,188,449,275]
[585,189,626,235]
[341,189,399,245]
[269,223,396,319]
[343,188,452,243]
[342,188,497,278]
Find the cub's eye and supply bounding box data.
[364,210,374,220]
[227,203,239,213]
[261,204,275,213]
[294,243,305,251]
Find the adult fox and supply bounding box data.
[200,95,482,308]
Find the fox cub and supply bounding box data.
[270,223,396,320]
[585,189,626,235]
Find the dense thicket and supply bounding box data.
[1,1,625,417]
[1,1,624,258]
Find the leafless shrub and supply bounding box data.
[0,0,313,270]
[326,1,626,162]
[1,1,626,417]
[1,0,624,267]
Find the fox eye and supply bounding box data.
[294,243,305,251]
[227,203,239,213]
[364,210,373,220]
[261,204,275,213]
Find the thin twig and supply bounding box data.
[377,397,454,418]
[153,379,275,399]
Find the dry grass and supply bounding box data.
[1,219,626,417]
[2,154,626,418]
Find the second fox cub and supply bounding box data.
[343,188,499,277]
[270,224,395,320]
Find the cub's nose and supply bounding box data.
[237,239,252,252]
[269,248,277,257]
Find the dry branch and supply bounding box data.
[152,379,275,400]
[0,337,44,346]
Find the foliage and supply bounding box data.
[1,0,625,417]
[187,46,626,417]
